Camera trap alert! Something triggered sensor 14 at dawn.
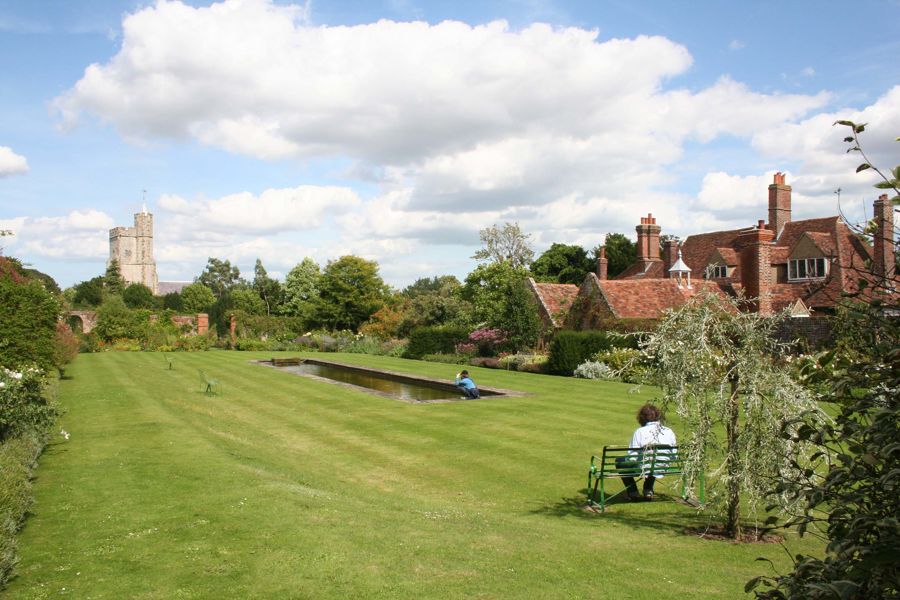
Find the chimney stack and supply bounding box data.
[768,172,792,239]
[662,239,679,278]
[635,213,661,262]
[596,246,608,280]
[737,222,776,315]
[873,194,895,280]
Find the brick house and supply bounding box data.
[530,174,897,333]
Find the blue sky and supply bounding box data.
[1,0,898,289]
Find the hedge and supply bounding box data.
[545,330,636,376]
[403,326,470,359]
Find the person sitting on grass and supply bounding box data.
[616,403,676,501]
[455,370,480,399]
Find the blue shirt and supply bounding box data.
[455,376,477,390]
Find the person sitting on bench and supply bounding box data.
[455,370,480,399]
[616,403,676,501]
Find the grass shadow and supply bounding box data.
[530,488,705,535]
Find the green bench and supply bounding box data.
[587,444,704,512]
[199,369,220,395]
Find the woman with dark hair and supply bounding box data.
[618,403,676,501]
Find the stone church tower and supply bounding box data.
[109,207,158,294]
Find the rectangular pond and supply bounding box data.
[259,358,509,403]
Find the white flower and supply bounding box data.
[60,429,70,440]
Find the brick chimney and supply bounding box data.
[662,239,679,278]
[596,246,608,280]
[635,213,661,262]
[873,194,895,280]
[738,220,776,315]
[768,172,792,239]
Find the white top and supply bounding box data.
[629,421,677,477]
[630,421,677,448]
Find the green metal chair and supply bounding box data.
[198,369,220,395]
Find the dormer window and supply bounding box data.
[789,257,827,281]
[706,264,728,279]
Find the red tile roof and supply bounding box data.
[529,280,579,327]
[597,279,728,319]
[617,259,665,279]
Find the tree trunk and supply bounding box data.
[725,376,741,538]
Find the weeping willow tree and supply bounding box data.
[643,293,821,538]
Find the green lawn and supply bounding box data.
[5,352,819,599]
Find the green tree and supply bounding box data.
[230,286,266,315]
[252,258,282,316]
[472,222,534,268]
[162,292,184,311]
[196,258,242,299]
[494,277,541,352]
[123,283,156,309]
[644,293,820,539]
[315,256,387,331]
[180,283,216,314]
[72,276,104,308]
[104,260,126,295]
[594,233,636,278]
[531,243,593,284]
[461,261,530,326]
[402,275,461,298]
[283,258,321,321]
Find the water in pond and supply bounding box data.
[282,362,462,402]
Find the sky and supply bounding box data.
[1,0,898,290]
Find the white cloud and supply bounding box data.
[47,0,891,286]
[728,39,745,51]
[157,185,361,235]
[0,210,114,260]
[0,146,29,177]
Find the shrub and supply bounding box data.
[94,297,148,341]
[0,275,59,371]
[404,326,470,359]
[591,347,652,384]
[0,431,46,588]
[546,330,635,376]
[53,321,80,373]
[498,353,547,372]
[232,311,306,343]
[0,366,55,441]
[573,360,617,380]
[468,328,508,357]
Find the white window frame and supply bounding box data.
[788,257,828,281]
[706,264,728,279]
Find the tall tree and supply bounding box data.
[283,258,321,321]
[196,258,242,299]
[104,259,126,295]
[531,243,593,284]
[252,258,282,316]
[123,283,156,309]
[315,255,387,331]
[494,277,541,352]
[472,222,534,268]
[71,276,105,308]
[645,293,820,539]
[180,283,216,314]
[461,261,530,326]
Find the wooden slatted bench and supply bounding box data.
[587,444,704,512]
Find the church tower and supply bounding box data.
[109,206,158,294]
